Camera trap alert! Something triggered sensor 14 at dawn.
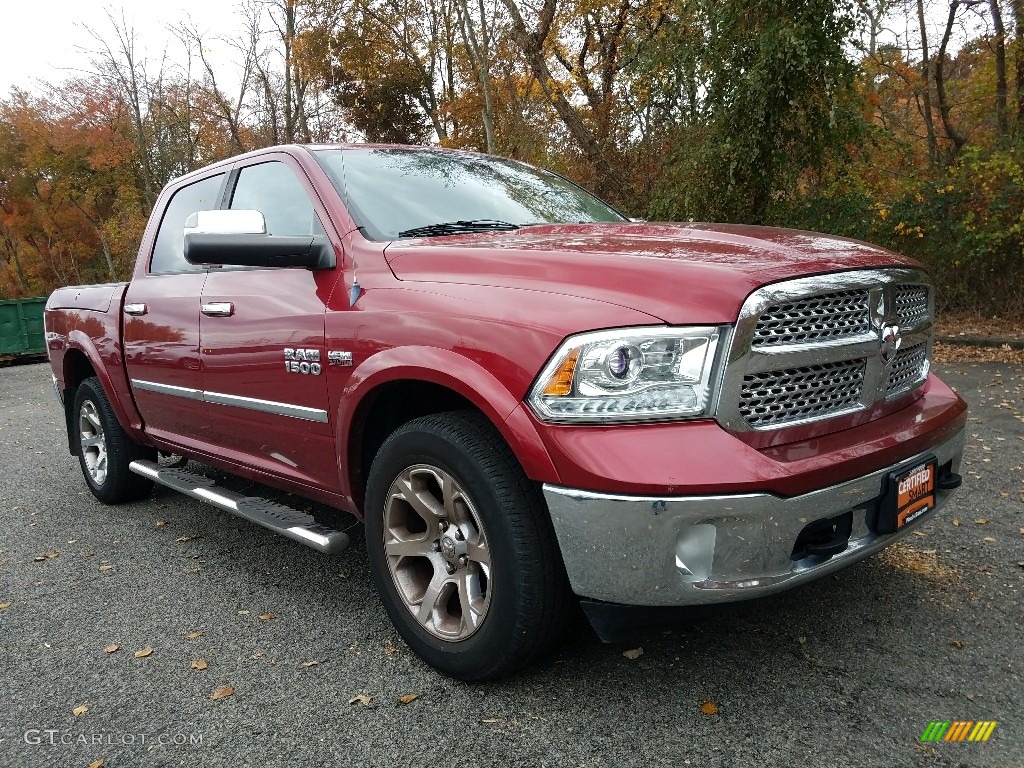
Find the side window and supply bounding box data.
[150,174,224,273]
[230,161,325,236]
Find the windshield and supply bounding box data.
[313,148,626,240]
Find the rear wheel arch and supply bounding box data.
[61,349,97,455]
[72,376,156,503]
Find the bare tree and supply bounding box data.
[178,20,259,154]
[915,0,940,163]
[934,1,969,155]
[988,0,1009,137]
[499,0,626,198]
[85,10,158,211]
[455,0,497,152]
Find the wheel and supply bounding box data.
[73,377,156,503]
[364,410,574,680]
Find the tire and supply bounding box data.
[73,377,156,504]
[364,410,574,681]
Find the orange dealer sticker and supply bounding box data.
[896,460,937,528]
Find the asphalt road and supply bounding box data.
[0,360,1021,768]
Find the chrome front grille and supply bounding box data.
[894,285,929,327]
[886,341,928,396]
[740,359,866,428]
[717,269,934,432]
[752,290,870,347]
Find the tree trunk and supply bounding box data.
[935,1,968,156]
[916,0,940,164]
[1010,0,1024,131]
[499,0,626,199]
[990,0,1009,137]
[456,0,496,152]
[71,200,117,281]
[0,231,29,294]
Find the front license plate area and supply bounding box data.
[877,457,938,535]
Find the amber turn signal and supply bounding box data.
[542,348,579,396]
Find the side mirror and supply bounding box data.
[183,210,335,270]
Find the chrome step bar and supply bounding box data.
[129,460,350,554]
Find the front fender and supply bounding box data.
[335,345,560,487]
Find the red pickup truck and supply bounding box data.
[44,144,966,680]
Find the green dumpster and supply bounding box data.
[0,297,47,357]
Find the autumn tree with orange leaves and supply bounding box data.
[1,0,1022,311]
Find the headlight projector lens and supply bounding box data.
[606,345,641,381]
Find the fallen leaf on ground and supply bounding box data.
[301,660,319,668]
[33,556,47,562]
[186,631,203,639]
[950,639,964,649]
[258,613,276,621]
[975,519,990,525]
[983,536,997,542]
[211,686,235,701]
[191,659,208,670]
[176,535,197,543]
[397,693,418,704]
[87,760,104,768]
[798,636,807,645]
[952,519,961,526]
[133,647,153,659]
[155,519,168,527]
[913,531,927,537]
[700,701,718,716]
[98,565,114,573]
[481,718,502,724]
[348,694,372,706]
[0,602,10,609]
[73,705,88,717]
[103,644,119,654]
[622,647,644,660]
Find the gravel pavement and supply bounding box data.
[0,361,1021,768]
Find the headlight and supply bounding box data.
[528,326,725,423]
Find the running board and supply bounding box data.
[129,460,350,554]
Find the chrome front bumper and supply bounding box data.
[543,429,965,606]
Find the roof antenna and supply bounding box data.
[349,275,363,306]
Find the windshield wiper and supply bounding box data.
[397,219,521,238]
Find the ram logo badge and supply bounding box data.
[284,348,322,375]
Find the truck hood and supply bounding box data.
[384,223,919,325]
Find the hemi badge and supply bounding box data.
[328,351,353,367]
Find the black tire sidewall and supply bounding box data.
[365,417,540,678]
[73,378,153,503]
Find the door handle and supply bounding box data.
[124,303,147,316]
[201,302,235,317]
